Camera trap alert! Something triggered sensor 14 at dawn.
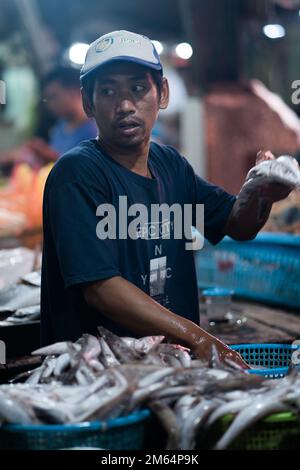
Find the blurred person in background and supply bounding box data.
[0,66,97,168]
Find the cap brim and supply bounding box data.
[80,56,162,83]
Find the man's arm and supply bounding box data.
[224,150,293,241]
[82,276,248,368]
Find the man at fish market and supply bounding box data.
[41,30,297,367]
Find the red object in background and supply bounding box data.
[204,82,300,194]
[217,258,235,272]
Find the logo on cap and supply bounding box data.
[96,37,114,53]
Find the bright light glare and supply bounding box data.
[68,42,89,65]
[175,42,193,60]
[263,24,286,39]
[152,40,164,55]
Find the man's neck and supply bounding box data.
[98,138,151,178]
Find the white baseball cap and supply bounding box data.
[80,30,163,83]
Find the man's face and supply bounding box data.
[83,62,168,150]
[43,81,81,118]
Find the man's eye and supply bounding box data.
[133,85,145,92]
[101,88,115,96]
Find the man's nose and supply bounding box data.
[116,90,135,114]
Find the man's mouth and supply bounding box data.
[116,120,141,136]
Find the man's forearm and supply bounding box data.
[84,276,213,352]
[82,276,249,367]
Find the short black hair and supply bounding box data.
[81,67,163,104]
[41,66,80,90]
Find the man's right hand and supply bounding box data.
[193,335,250,369]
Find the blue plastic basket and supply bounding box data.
[231,343,300,379]
[0,409,151,450]
[196,233,300,309]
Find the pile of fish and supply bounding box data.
[0,270,41,325]
[0,326,299,450]
[0,247,40,288]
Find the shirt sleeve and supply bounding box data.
[183,157,236,245]
[46,181,121,288]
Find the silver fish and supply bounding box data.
[148,400,180,450]
[54,353,70,377]
[206,397,252,428]
[138,367,174,388]
[174,394,198,422]
[75,368,89,386]
[32,400,74,424]
[99,338,120,367]
[32,342,80,356]
[40,357,57,381]
[214,389,290,450]
[0,391,33,424]
[25,367,44,385]
[72,370,129,422]
[180,398,221,450]
[0,283,40,313]
[5,304,40,324]
[81,334,101,362]
[152,385,195,400]
[88,358,104,371]
[122,336,165,354]
[98,327,139,363]
[20,271,41,287]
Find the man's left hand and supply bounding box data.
[225,149,297,240]
[251,149,296,203]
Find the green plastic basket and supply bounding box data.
[0,410,150,450]
[195,343,300,449]
[198,412,300,450]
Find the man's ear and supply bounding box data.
[159,77,169,110]
[81,87,94,118]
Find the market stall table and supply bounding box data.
[200,299,300,345]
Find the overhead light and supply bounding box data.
[263,24,286,39]
[152,40,164,55]
[68,42,89,65]
[175,42,193,60]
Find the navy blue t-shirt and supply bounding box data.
[41,139,236,345]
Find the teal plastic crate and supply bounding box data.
[0,410,150,450]
[232,343,300,379]
[196,233,300,309]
